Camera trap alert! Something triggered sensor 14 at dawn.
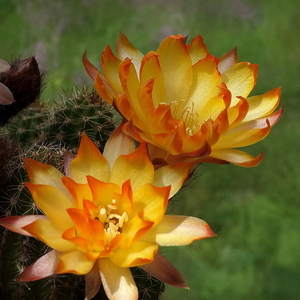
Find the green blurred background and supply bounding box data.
[1,0,299,299]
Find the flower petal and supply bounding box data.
[187,35,208,65]
[84,261,102,300]
[0,58,10,72]
[110,143,154,192]
[156,35,192,105]
[266,105,284,126]
[62,176,93,209]
[186,54,222,114]
[0,82,15,105]
[218,47,238,74]
[23,157,69,197]
[141,252,188,288]
[142,215,215,246]
[0,215,45,236]
[68,133,110,183]
[82,52,98,80]
[98,258,138,300]
[140,52,166,108]
[23,218,75,252]
[86,176,120,207]
[152,163,191,197]
[118,58,145,121]
[209,148,264,167]
[133,184,170,226]
[102,45,123,95]
[103,125,135,168]
[117,32,144,75]
[222,62,258,105]
[56,250,95,274]
[94,71,116,104]
[25,183,74,230]
[16,250,60,281]
[110,241,158,268]
[216,120,271,149]
[243,87,281,122]
[122,213,153,248]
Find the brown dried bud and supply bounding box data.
[0,56,45,126]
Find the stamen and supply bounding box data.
[99,207,107,223]
[89,199,129,244]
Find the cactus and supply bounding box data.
[3,88,116,149]
[0,88,165,299]
[1,104,50,146]
[41,88,116,150]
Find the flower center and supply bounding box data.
[90,199,129,243]
[166,100,201,136]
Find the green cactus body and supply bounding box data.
[0,88,165,299]
[42,89,116,150]
[1,105,50,145]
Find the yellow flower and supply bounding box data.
[0,126,215,300]
[84,33,283,167]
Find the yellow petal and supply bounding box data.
[187,35,208,65]
[117,32,144,75]
[186,54,222,114]
[200,93,228,123]
[133,184,170,226]
[101,45,123,95]
[23,218,75,252]
[62,177,93,209]
[222,62,258,106]
[243,87,281,122]
[122,213,153,248]
[119,58,145,121]
[25,183,74,230]
[94,71,115,104]
[227,97,249,128]
[86,176,120,207]
[142,215,216,246]
[68,133,110,183]
[56,250,95,275]
[110,241,158,268]
[103,125,135,168]
[137,79,156,117]
[110,143,154,192]
[209,148,264,167]
[152,163,191,197]
[216,121,271,149]
[140,52,166,107]
[156,35,192,105]
[23,157,69,197]
[98,258,138,300]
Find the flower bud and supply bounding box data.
[0,56,45,126]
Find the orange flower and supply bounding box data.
[84,33,283,167]
[0,127,215,300]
